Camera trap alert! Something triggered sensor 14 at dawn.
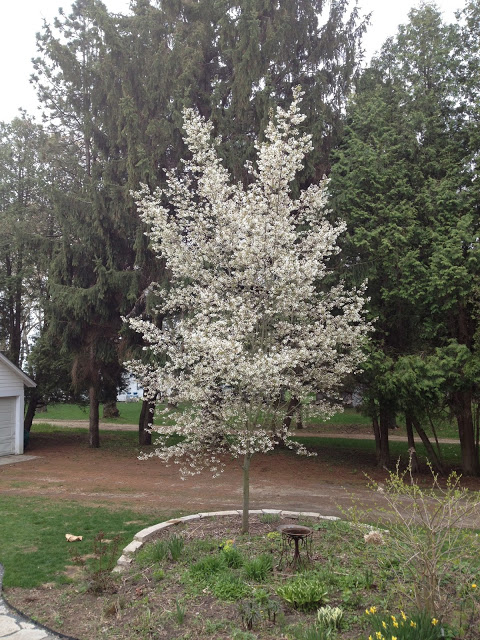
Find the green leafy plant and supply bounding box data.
[261,513,281,524]
[168,535,185,562]
[189,555,225,583]
[316,605,344,631]
[222,546,244,569]
[243,554,273,582]
[277,575,328,611]
[238,599,262,630]
[175,599,186,624]
[290,623,333,640]
[212,574,250,601]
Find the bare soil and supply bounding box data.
[2,428,394,517]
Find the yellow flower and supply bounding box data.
[366,609,370,615]
[400,611,407,621]
[432,618,438,626]
[410,621,417,628]
[392,621,399,628]
[382,621,387,629]
[472,583,477,589]
[369,636,373,640]
[375,633,383,640]
[392,636,397,640]
[370,606,377,614]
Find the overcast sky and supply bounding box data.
[0,0,463,123]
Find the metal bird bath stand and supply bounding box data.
[277,524,313,570]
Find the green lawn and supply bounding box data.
[0,496,178,588]
[35,401,144,424]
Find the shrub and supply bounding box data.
[367,463,480,617]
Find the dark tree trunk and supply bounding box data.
[377,401,392,468]
[89,384,100,448]
[139,399,154,445]
[452,390,478,476]
[103,400,120,418]
[372,413,382,463]
[283,396,300,431]
[404,411,419,473]
[411,415,444,475]
[24,392,40,433]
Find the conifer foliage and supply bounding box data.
[128,90,370,532]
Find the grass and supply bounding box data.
[35,401,145,424]
[0,495,175,588]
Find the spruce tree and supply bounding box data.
[330,3,480,474]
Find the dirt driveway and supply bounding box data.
[0,428,398,519]
[2,427,479,521]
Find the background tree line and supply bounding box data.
[1,0,480,475]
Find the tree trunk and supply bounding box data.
[283,396,300,432]
[139,399,154,445]
[372,413,382,463]
[377,401,391,468]
[89,384,100,448]
[411,415,444,475]
[103,400,120,418]
[452,390,478,476]
[242,453,252,534]
[404,411,419,473]
[24,393,40,433]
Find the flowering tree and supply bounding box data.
[128,89,370,533]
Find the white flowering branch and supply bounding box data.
[128,88,371,533]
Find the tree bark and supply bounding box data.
[404,411,419,473]
[89,384,100,448]
[411,415,444,475]
[24,393,40,433]
[242,453,252,534]
[139,399,154,445]
[103,400,120,418]
[377,401,391,468]
[452,390,478,476]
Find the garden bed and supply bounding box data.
[7,510,480,640]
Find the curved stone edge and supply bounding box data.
[113,508,340,573]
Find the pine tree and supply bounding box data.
[330,3,480,474]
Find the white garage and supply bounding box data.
[0,353,36,457]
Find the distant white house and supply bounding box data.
[117,373,144,402]
[0,353,36,457]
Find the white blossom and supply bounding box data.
[127,88,371,530]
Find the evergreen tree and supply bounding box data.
[330,3,480,474]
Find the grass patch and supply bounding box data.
[293,436,463,468]
[0,496,174,588]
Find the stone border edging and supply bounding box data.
[114,508,340,572]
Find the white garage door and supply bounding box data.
[0,396,16,456]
